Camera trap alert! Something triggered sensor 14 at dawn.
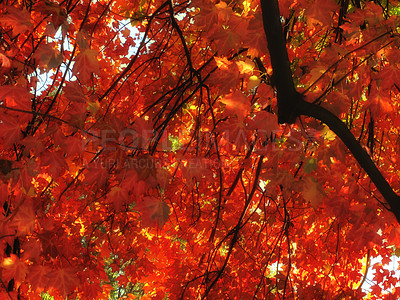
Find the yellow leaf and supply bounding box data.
[302,177,324,209]
[248,75,260,90]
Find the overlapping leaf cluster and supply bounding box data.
[1,0,400,299]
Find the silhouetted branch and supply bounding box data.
[260,0,303,124]
[260,0,400,223]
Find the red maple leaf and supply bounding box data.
[40,150,69,177]
[1,254,28,283]
[47,267,79,297]
[9,202,35,235]
[27,265,52,292]
[306,0,340,26]
[2,0,400,298]
[0,6,33,35]
[136,196,170,228]
[220,91,250,121]
[33,43,63,71]
[0,114,22,148]
[108,186,130,211]
[72,49,100,83]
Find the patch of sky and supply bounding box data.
[32,25,74,96]
[33,20,143,95]
[362,252,400,297]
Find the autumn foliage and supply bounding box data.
[2,0,400,299]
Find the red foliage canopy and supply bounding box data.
[1,0,400,299]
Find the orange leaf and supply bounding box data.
[366,81,392,116]
[246,111,279,136]
[0,6,33,35]
[220,91,250,121]
[72,49,100,83]
[1,254,28,283]
[0,53,11,68]
[0,85,32,112]
[306,0,340,26]
[302,177,324,209]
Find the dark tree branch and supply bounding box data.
[298,101,400,222]
[260,0,303,124]
[260,0,400,223]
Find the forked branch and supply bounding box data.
[260,0,400,223]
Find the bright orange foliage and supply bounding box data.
[1,0,400,299]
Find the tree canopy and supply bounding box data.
[1,0,400,299]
